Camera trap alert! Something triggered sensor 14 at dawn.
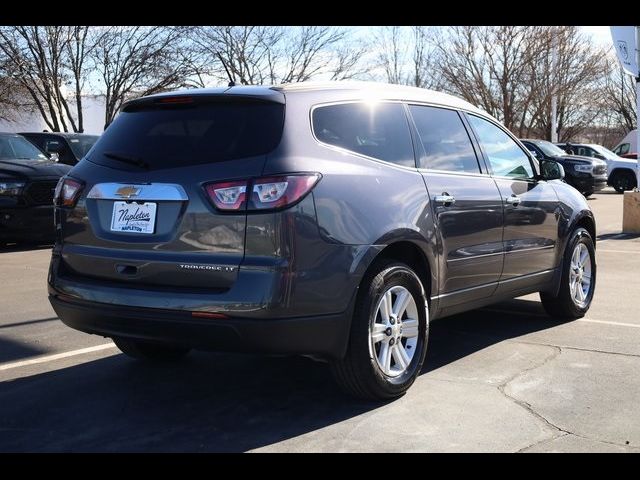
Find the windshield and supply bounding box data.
[589,144,620,161]
[0,134,48,161]
[67,135,99,159]
[89,101,285,170]
[534,140,566,157]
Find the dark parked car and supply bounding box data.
[0,132,72,245]
[49,83,597,400]
[520,139,607,197]
[20,132,99,166]
[556,142,638,193]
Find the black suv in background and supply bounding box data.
[20,132,99,166]
[49,83,597,400]
[520,139,607,197]
[0,133,71,245]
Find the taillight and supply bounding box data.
[204,173,321,212]
[250,174,320,210]
[205,180,247,211]
[54,177,84,207]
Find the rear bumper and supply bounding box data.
[49,292,352,359]
[0,205,55,241]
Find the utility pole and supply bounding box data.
[551,27,558,143]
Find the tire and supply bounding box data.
[611,170,636,193]
[582,190,593,198]
[331,260,429,401]
[540,227,596,319]
[113,337,190,361]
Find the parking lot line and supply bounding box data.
[597,249,640,254]
[0,343,116,372]
[578,319,640,329]
[483,308,640,329]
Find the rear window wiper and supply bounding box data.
[102,151,149,169]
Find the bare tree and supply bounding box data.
[601,54,637,134]
[64,26,97,133]
[528,27,608,141]
[435,26,552,135]
[93,26,201,127]
[0,26,81,132]
[0,75,34,122]
[375,26,406,85]
[191,26,369,86]
[373,26,441,88]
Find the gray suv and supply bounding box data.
[49,82,597,400]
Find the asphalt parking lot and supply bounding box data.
[1,188,639,452]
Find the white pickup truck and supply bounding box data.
[556,142,638,193]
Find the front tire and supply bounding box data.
[331,261,429,401]
[540,227,596,319]
[113,337,190,361]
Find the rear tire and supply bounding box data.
[540,227,596,319]
[611,170,636,193]
[113,337,190,361]
[582,190,593,198]
[331,260,429,401]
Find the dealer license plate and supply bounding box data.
[110,201,157,234]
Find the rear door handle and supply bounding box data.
[505,195,521,206]
[434,193,456,206]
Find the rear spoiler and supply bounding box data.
[122,87,285,112]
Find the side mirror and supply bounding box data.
[540,159,565,180]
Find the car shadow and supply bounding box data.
[0,298,565,452]
[597,232,640,241]
[0,336,47,364]
[0,242,53,253]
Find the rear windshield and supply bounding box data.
[68,135,99,159]
[88,101,284,169]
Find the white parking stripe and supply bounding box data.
[597,249,640,254]
[0,343,116,372]
[483,308,640,329]
[577,319,640,329]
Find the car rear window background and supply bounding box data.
[312,102,415,167]
[68,136,99,159]
[88,101,285,170]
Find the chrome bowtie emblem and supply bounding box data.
[115,186,141,199]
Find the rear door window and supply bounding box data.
[312,102,415,167]
[88,101,285,170]
[408,105,480,173]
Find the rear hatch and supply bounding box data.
[59,90,285,291]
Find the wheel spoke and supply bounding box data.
[402,319,419,338]
[572,247,580,269]
[371,323,387,344]
[379,342,392,374]
[379,291,392,323]
[393,289,411,318]
[392,344,410,370]
[579,247,588,267]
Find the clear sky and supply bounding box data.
[581,26,612,46]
